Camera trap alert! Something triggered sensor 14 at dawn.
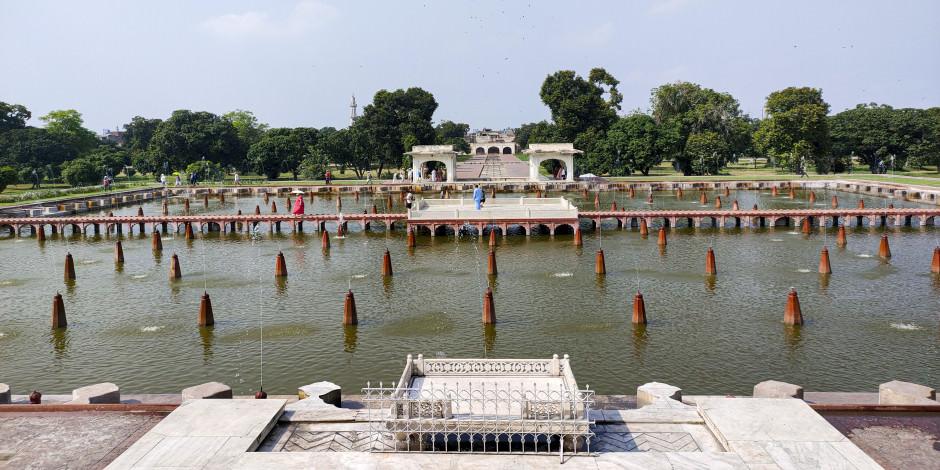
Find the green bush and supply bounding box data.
[0,166,17,193]
[61,158,102,187]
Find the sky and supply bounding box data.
[2,0,938,134]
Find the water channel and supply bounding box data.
[1,188,938,396]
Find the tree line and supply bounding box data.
[1,70,938,189]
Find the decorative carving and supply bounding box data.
[422,359,554,376]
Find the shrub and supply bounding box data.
[61,158,102,187]
[0,166,17,193]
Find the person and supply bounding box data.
[430,168,437,183]
[473,185,484,210]
[405,191,414,210]
[325,170,332,185]
[233,172,240,186]
[292,194,305,215]
[190,171,198,186]
[160,173,167,187]
[366,173,372,184]
[31,169,40,189]
[175,174,182,187]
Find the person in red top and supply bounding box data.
[292,194,305,214]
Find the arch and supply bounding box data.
[413,224,432,236]
[555,223,575,235]
[502,147,512,154]
[536,158,570,181]
[506,224,528,236]
[475,147,485,155]
[433,225,454,237]
[487,146,500,154]
[531,224,551,235]
[481,225,503,236]
[0,224,14,237]
[773,216,790,227]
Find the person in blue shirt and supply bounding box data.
[473,185,484,210]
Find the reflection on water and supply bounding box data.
[0,190,938,396]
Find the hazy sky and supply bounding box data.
[2,0,938,133]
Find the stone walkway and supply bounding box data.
[455,154,529,181]
[0,412,162,469]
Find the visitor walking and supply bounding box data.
[473,185,484,210]
[430,168,438,183]
[405,191,414,210]
[233,172,240,186]
[174,174,182,187]
[160,173,167,187]
[325,170,332,185]
[189,171,198,186]
[31,169,40,189]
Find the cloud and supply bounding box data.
[200,1,338,38]
[647,0,697,15]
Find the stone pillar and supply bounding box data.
[931,246,940,274]
[595,249,606,275]
[382,249,393,276]
[632,292,647,324]
[115,241,124,264]
[407,228,416,248]
[198,292,214,326]
[831,195,838,208]
[343,290,358,325]
[170,254,182,279]
[275,251,288,277]
[152,231,163,252]
[322,230,330,249]
[705,247,717,275]
[487,249,497,276]
[64,252,76,281]
[819,247,831,274]
[878,235,891,259]
[784,288,803,326]
[657,228,667,246]
[836,225,847,247]
[52,292,67,328]
[639,219,648,238]
[482,287,496,324]
[574,228,583,246]
[714,196,721,209]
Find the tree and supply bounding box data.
[0,102,31,134]
[357,87,438,176]
[84,145,130,176]
[686,131,730,176]
[223,110,268,151]
[247,133,299,179]
[753,87,832,173]
[516,121,562,148]
[299,149,330,180]
[0,127,74,169]
[0,166,17,193]
[435,121,470,153]
[316,126,373,178]
[539,68,620,141]
[829,104,940,172]
[184,160,223,182]
[150,110,243,171]
[650,81,751,175]
[61,158,102,186]
[599,114,679,176]
[39,109,99,155]
[123,117,162,153]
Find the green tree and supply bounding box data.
[435,121,470,153]
[686,131,730,175]
[316,126,373,178]
[753,87,832,173]
[0,127,74,169]
[0,166,17,192]
[650,81,751,175]
[600,114,679,176]
[357,87,438,176]
[539,68,620,141]
[247,133,299,180]
[299,149,330,180]
[61,158,102,186]
[123,116,162,153]
[150,110,243,171]
[39,109,99,155]
[223,109,269,151]
[184,160,223,182]
[828,104,940,172]
[85,145,130,175]
[516,121,562,148]
[0,102,31,134]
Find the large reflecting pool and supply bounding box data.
[1,188,938,396]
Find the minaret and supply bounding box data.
[349,95,358,126]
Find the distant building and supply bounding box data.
[100,128,125,146]
[467,128,517,155]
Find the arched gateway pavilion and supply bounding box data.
[406,145,457,183]
[523,143,580,182]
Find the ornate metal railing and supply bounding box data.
[361,380,595,459]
